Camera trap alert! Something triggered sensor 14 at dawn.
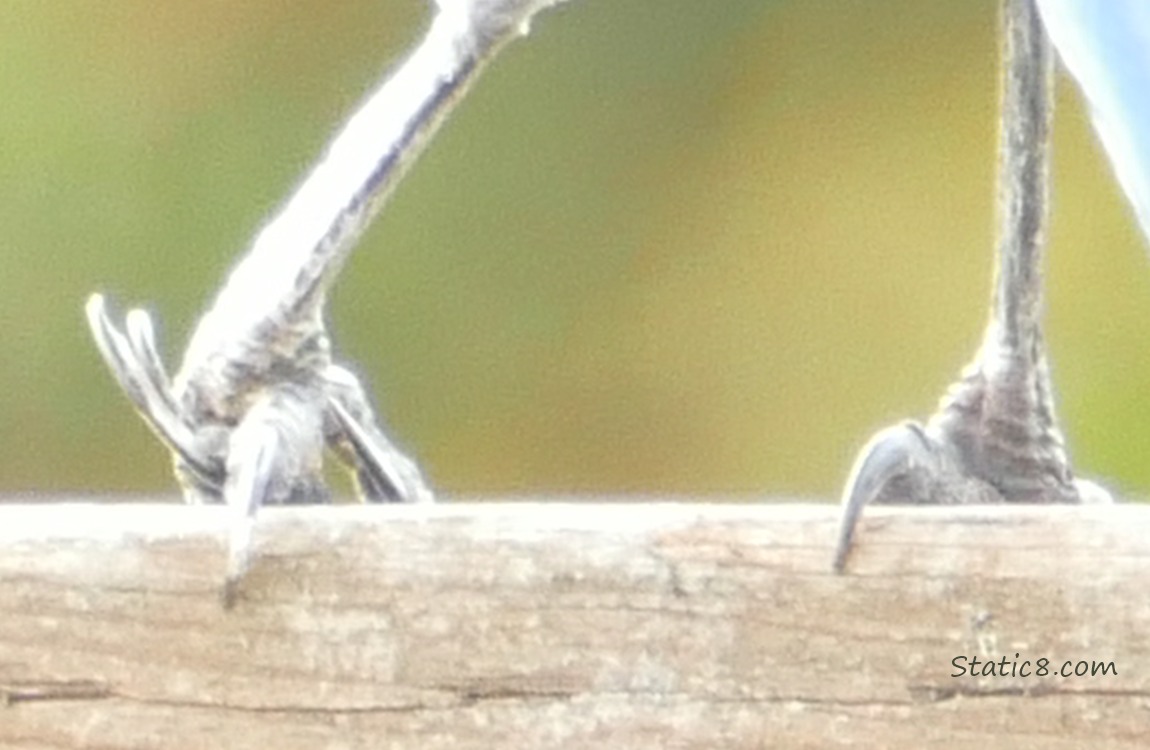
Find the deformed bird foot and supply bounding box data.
[832,328,1112,572]
[832,0,1116,572]
[832,422,994,573]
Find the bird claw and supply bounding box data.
[327,395,433,504]
[85,294,221,487]
[323,365,434,505]
[833,432,1112,574]
[833,422,956,572]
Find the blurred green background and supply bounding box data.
[2,0,1147,501]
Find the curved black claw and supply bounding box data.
[833,422,948,573]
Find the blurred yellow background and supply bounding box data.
[2,0,1147,500]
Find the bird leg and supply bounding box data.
[832,0,1112,572]
[86,0,578,605]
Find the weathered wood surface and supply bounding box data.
[1,500,1148,748]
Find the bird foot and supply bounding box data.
[833,330,1113,572]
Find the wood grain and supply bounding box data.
[1,500,1148,748]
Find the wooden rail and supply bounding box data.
[1,500,1147,748]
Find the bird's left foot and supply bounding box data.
[833,327,1113,572]
[832,0,1117,572]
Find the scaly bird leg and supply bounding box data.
[833,0,1112,572]
[86,0,572,604]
